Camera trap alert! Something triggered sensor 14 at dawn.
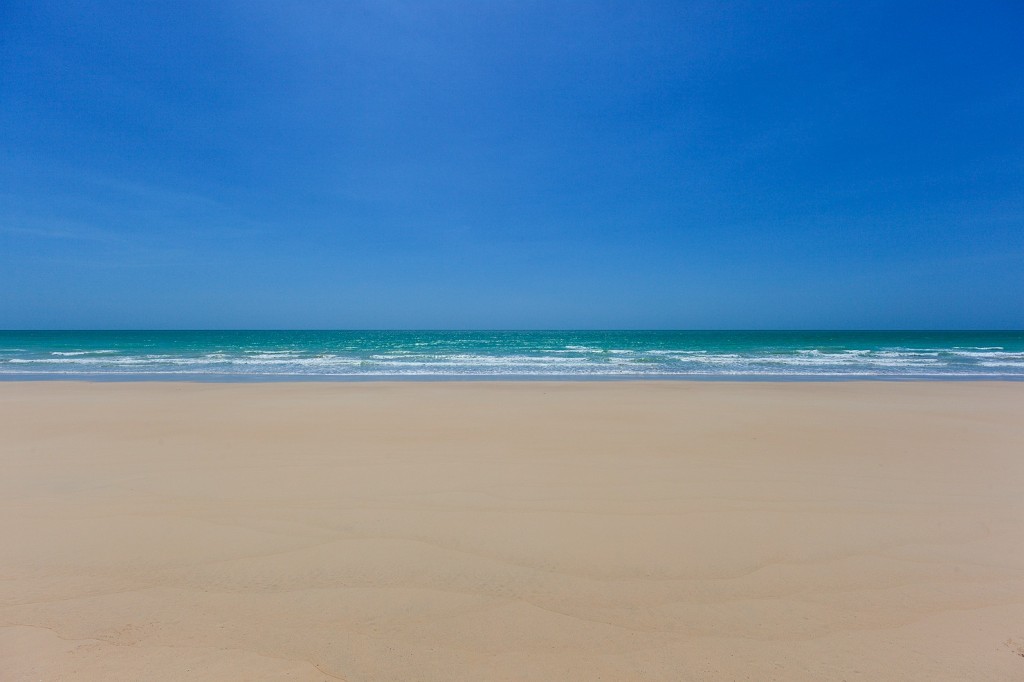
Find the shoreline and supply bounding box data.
[4,374,1024,383]
[4,331,1022,381]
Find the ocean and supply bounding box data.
[1,330,1022,380]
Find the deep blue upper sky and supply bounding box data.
[1,1,1021,329]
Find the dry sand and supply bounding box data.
[1,381,1023,681]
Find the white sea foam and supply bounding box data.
[51,350,117,356]
[242,351,302,358]
[947,350,1024,358]
[3,339,1023,378]
[645,349,713,355]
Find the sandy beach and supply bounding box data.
[2,381,1023,681]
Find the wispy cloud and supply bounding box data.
[0,216,124,242]
[0,165,271,247]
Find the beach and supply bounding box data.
[2,381,1023,681]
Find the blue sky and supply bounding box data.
[1,1,1021,329]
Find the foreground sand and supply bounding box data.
[1,381,1023,681]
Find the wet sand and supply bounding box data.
[2,381,1023,680]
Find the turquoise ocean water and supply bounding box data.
[1,331,1022,379]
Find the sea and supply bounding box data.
[1,330,1022,380]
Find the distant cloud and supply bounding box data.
[0,218,123,242]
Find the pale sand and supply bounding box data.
[2,382,1024,681]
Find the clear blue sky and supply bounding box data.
[1,1,1021,329]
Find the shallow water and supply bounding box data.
[1,330,1022,379]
